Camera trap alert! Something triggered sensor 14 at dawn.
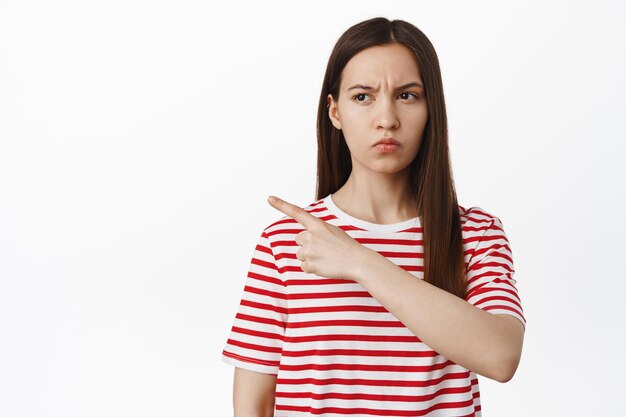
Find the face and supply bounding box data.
[327,43,428,175]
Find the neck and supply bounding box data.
[331,167,419,224]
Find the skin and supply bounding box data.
[326,42,428,223]
[232,43,525,415]
[233,367,275,417]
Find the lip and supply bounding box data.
[373,137,400,146]
[375,143,399,154]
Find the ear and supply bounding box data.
[326,94,341,130]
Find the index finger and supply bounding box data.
[267,195,320,229]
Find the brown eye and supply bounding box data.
[352,93,371,102]
[399,92,420,100]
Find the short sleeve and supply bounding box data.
[221,229,288,374]
[464,213,526,330]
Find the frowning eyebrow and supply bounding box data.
[347,81,424,91]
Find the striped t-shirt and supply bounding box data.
[222,193,526,417]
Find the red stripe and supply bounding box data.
[253,238,273,256]
[482,304,524,318]
[278,359,456,373]
[235,312,285,328]
[247,270,282,286]
[274,403,476,417]
[231,326,284,341]
[240,298,287,314]
[243,284,287,300]
[288,290,373,299]
[470,241,510,260]
[467,210,497,221]
[466,256,513,273]
[465,270,511,288]
[462,224,493,233]
[250,256,278,272]
[356,237,422,245]
[281,264,422,275]
[276,372,471,387]
[284,333,420,343]
[285,277,354,286]
[288,304,388,314]
[376,250,422,259]
[286,319,405,329]
[226,338,282,353]
[275,384,471,402]
[222,349,279,367]
[473,294,523,311]
[281,348,438,358]
[466,280,521,301]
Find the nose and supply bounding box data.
[375,96,399,129]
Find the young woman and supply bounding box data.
[222,16,526,417]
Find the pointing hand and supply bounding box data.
[267,195,367,281]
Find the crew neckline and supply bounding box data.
[322,193,420,233]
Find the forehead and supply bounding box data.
[341,43,422,87]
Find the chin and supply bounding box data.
[371,163,411,175]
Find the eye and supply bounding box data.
[351,92,422,104]
[399,92,421,100]
[351,93,372,102]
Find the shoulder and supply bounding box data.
[458,204,510,250]
[458,204,512,262]
[253,197,329,258]
[261,196,328,239]
[458,204,505,231]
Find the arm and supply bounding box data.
[354,246,525,383]
[263,196,524,382]
[233,367,277,417]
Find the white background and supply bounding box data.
[1,0,625,416]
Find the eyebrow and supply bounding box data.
[347,81,424,91]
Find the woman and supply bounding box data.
[222,16,526,417]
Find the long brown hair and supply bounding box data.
[315,17,466,299]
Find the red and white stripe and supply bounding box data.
[222,195,525,417]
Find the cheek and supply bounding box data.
[339,115,368,144]
[403,104,428,124]
[339,106,364,127]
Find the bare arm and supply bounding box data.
[233,367,277,417]
[355,246,525,383]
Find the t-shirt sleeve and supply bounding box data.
[464,212,526,330]
[221,228,288,375]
